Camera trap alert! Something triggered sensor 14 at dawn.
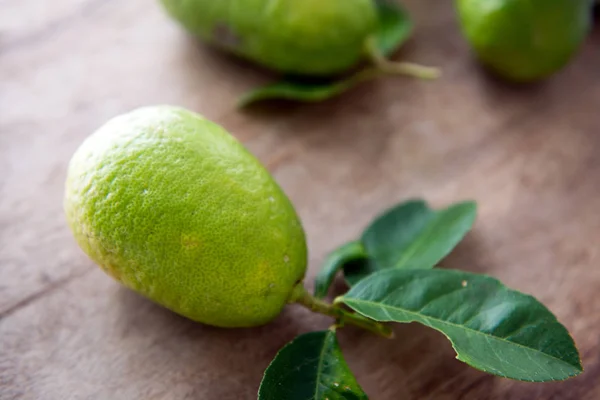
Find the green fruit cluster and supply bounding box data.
[161,0,594,83]
[65,0,597,331]
[60,2,592,395]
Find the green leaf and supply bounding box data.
[374,0,414,56]
[364,200,477,268]
[237,75,368,107]
[258,330,368,400]
[337,269,583,382]
[344,200,477,285]
[314,242,367,299]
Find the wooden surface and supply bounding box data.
[1,1,600,399]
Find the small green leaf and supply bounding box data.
[237,76,365,107]
[314,242,367,299]
[364,200,477,268]
[344,200,477,285]
[258,330,368,400]
[374,0,414,56]
[337,269,583,382]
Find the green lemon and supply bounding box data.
[456,0,592,82]
[64,106,307,327]
[160,0,378,76]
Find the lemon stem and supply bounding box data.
[289,283,394,339]
[364,37,440,80]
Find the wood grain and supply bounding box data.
[1,1,599,399]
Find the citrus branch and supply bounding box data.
[289,283,394,339]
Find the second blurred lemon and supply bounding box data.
[456,0,592,82]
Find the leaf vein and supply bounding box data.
[344,297,579,372]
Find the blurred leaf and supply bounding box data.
[337,268,583,382]
[237,72,374,107]
[258,330,368,400]
[374,0,414,56]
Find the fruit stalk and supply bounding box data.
[289,283,394,338]
[364,37,440,80]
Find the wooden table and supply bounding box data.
[2,1,599,399]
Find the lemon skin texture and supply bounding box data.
[159,0,378,76]
[64,106,307,328]
[456,0,592,82]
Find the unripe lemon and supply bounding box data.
[456,0,592,82]
[160,0,378,76]
[64,106,307,327]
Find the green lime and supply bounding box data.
[64,106,307,327]
[160,0,377,76]
[456,0,592,81]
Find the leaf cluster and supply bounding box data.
[259,199,582,399]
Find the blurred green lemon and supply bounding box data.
[160,0,378,76]
[456,0,592,81]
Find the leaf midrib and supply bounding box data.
[342,297,579,373]
[390,211,440,268]
[313,331,332,400]
[364,208,433,267]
